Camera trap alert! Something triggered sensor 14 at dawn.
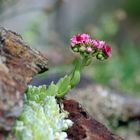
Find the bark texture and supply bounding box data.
[0,27,48,138]
[63,99,124,140]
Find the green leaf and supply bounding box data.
[56,75,71,98]
[25,85,48,103]
[25,86,39,102]
[70,70,81,88]
[46,82,58,96]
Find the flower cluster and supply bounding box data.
[71,33,111,60]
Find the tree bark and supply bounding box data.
[63,99,123,140]
[0,27,48,138]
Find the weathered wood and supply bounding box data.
[0,27,48,135]
[63,99,123,140]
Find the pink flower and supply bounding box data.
[92,40,105,49]
[71,33,91,46]
[103,45,111,57]
[81,34,91,42]
[70,33,112,60]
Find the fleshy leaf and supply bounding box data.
[14,96,73,140]
[56,75,71,98]
[70,70,81,88]
[25,85,47,103]
[46,82,58,96]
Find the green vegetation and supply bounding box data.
[14,86,73,140]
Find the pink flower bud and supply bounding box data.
[70,33,112,60]
[71,33,91,46]
[92,40,105,49]
[86,47,93,53]
[103,45,112,57]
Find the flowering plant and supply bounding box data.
[56,33,111,98]
[71,33,111,59]
[14,33,111,140]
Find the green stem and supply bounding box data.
[56,56,91,98]
[70,58,82,88]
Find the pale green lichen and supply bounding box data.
[14,86,73,140]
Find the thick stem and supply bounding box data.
[70,58,82,88]
[56,56,92,98]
